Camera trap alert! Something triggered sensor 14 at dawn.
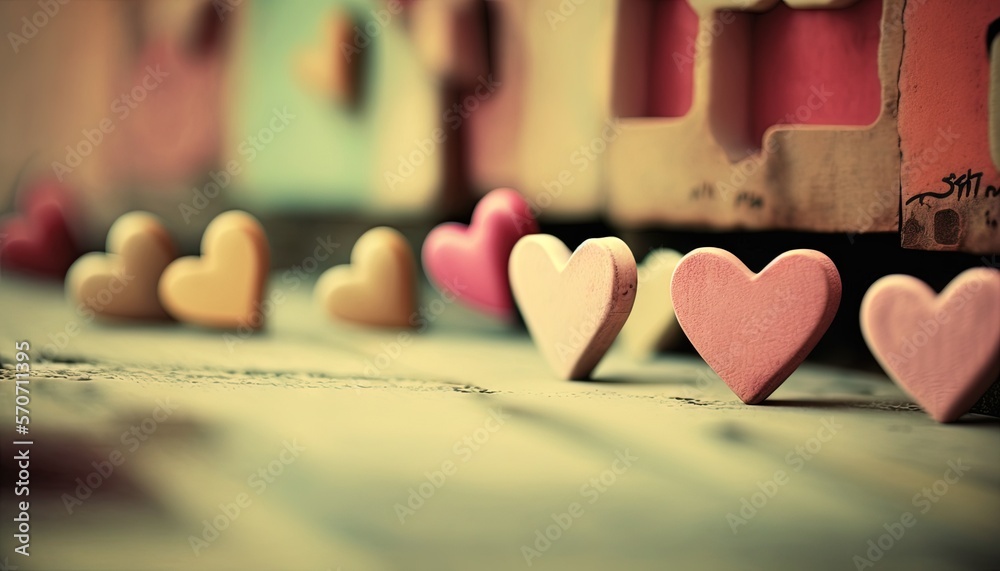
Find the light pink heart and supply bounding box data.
[671,248,842,404]
[861,269,1000,423]
[422,188,538,319]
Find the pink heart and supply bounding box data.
[422,188,538,319]
[861,269,1000,423]
[671,248,842,404]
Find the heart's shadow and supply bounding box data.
[763,399,1000,425]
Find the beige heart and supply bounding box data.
[296,9,362,106]
[619,248,684,358]
[158,211,269,329]
[315,227,417,328]
[509,235,637,379]
[67,211,175,320]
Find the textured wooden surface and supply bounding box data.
[898,0,1000,254]
[0,275,998,570]
[466,0,618,216]
[607,0,901,234]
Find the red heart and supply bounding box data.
[0,180,80,279]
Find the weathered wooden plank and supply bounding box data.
[0,276,997,570]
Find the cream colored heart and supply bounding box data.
[67,211,176,320]
[619,248,684,358]
[509,234,637,379]
[158,211,269,329]
[315,226,417,328]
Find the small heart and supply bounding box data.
[620,249,684,358]
[861,269,1000,423]
[158,211,269,329]
[671,248,841,404]
[422,188,538,319]
[67,212,176,320]
[296,9,364,107]
[509,235,637,379]
[315,227,417,328]
[0,180,79,279]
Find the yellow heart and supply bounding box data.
[67,211,176,320]
[619,249,684,357]
[158,211,269,329]
[315,227,417,328]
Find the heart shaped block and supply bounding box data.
[619,248,685,358]
[67,211,176,320]
[422,188,538,320]
[509,234,636,380]
[315,226,417,328]
[861,268,1000,423]
[671,248,842,404]
[0,179,80,279]
[159,211,269,329]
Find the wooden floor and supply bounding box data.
[0,275,998,571]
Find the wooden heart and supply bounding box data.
[422,188,538,319]
[315,226,417,328]
[620,248,684,358]
[509,235,637,379]
[861,268,1000,422]
[67,212,176,320]
[296,9,364,106]
[158,211,269,329]
[671,248,841,404]
[0,180,79,279]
